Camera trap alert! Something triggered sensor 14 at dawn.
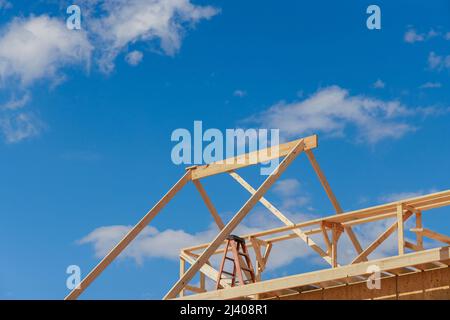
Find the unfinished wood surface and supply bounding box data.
[180,190,450,255]
[180,252,231,288]
[176,246,450,300]
[280,267,450,300]
[416,211,423,249]
[193,179,225,229]
[180,257,186,297]
[305,149,363,255]
[320,223,332,255]
[397,204,405,255]
[164,139,306,299]
[65,171,192,300]
[189,135,317,180]
[352,211,413,264]
[411,228,450,245]
[250,237,265,275]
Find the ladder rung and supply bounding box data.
[221,271,234,276]
[241,267,254,273]
[225,256,234,261]
[238,252,249,256]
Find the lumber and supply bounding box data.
[65,171,191,300]
[164,139,306,299]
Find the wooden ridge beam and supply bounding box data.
[189,135,317,180]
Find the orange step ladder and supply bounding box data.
[216,235,256,289]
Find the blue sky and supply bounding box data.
[0,0,449,299]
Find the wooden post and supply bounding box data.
[331,224,340,268]
[163,140,306,299]
[179,256,186,297]
[416,210,423,250]
[200,273,206,292]
[397,203,405,255]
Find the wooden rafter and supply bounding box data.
[193,179,225,229]
[64,130,450,300]
[163,139,307,299]
[65,171,191,300]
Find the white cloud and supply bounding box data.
[82,0,219,72]
[244,86,434,144]
[0,2,218,143]
[272,179,309,209]
[79,176,317,270]
[125,50,144,66]
[379,188,438,203]
[0,15,92,86]
[233,89,247,97]
[404,27,440,43]
[80,184,444,277]
[273,179,300,197]
[372,79,385,89]
[0,92,31,110]
[428,51,450,71]
[419,82,442,89]
[0,112,43,143]
[404,28,425,43]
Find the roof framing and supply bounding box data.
[64,133,449,300]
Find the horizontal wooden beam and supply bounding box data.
[180,190,450,254]
[175,246,450,300]
[411,228,450,245]
[188,135,317,180]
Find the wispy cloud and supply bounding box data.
[243,86,443,144]
[79,178,316,270]
[428,51,450,71]
[0,112,43,143]
[403,26,447,43]
[79,183,440,273]
[379,188,438,203]
[372,79,385,89]
[125,50,143,66]
[0,15,92,86]
[79,0,219,72]
[419,82,442,89]
[0,1,219,143]
[233,89,247,98]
